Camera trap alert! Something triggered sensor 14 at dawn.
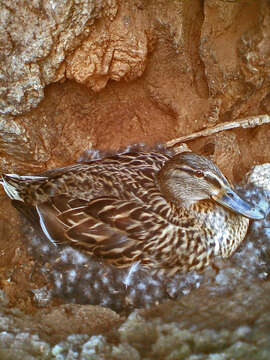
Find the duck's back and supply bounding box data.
[2,148,172,205]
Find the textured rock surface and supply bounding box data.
[0,260,270,359]
[0,0,118,115]
[0,0,270,176]
[65,1,151,91]
[1,0,270,358]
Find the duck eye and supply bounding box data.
[195,170,204,178]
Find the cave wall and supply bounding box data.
[0,0,270,331]
[0,0,270,180]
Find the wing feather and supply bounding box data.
[36,195,161,266]
[14,194,179,268]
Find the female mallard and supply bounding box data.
[0,147,264,275]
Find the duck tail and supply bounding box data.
[1,174,24,201]
[1,173,48,201]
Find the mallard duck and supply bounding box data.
[0,147,264,275]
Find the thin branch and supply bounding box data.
[166,114,270,148]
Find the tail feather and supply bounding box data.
[11,199,39,225]
[11,199,57,246]
[1,173,47,201]
[1,174,23,201]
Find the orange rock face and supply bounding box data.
[0,0,270,315]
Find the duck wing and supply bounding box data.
[23,195,170,268]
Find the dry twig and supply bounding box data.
[166,114,270,148]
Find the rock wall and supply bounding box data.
[0,0,270,348]
[0,0,269,177]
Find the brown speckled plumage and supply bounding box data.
[0,146,264,275]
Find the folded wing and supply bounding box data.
[30,195,163,267]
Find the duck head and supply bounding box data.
[158,152,264,220]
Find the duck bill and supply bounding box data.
[213,188,264,220]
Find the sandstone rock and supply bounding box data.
[0,0,118,115]
[0,4,270,354]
